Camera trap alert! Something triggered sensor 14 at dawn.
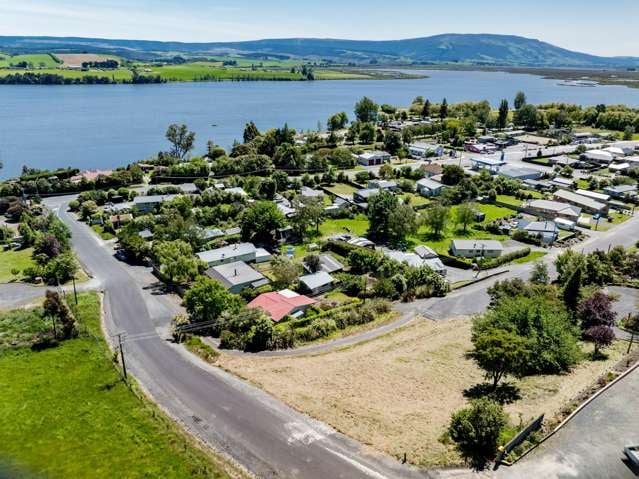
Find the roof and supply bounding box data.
[318,254,344,273]
[134,194,178,205]
[299,271,334,290]
[300,186,324,197]
[346,236,375,248]
[554,190,607,211]
[177,183,199,193]
[416,178,443,190]
[70,169,113,182]
[551,177,574,186]
[358,150,390,159]
[414,245,438,259]
[409,141,441,150]
[138,229,153,239]
[421,163,444,176]
[197,242,256,264]
[575,189,610,202]
[354,188,381,199]
[498,165,542,179]
[522,220,558,234]
[225,227,242,236]
[205,261,266,289]
[604,184,637,194]
[225,187,248,196]
[529,199,581,217]
[451,239,503,251]
[470,157,506,166]
[584,150,614,162]
[368,180,397,189]
[247,290,315,322]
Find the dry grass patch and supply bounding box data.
[218,318,627,467]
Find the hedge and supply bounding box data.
[479,247,531,269]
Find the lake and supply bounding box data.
[2,68,639,179]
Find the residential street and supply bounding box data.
[34,194,638,479]
[44,195,428,479]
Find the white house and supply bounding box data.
[450,240,503,259]
[408,142,444,159]
[197,242,258,267]
[298,271,335,295]
[416,178,444,197]
[356,151,391,166]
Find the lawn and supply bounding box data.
[0,247,35,282]
[496,195,524,208]
[91,224,115,240]
[477,203,516,222]
[317,215,369,238]
[0,68,133,81]
[218,318,627,467]
[0,293,232,479]
[512,250,547,264]
[400,193,431,208]
[0,53,60,68]
[324,183,358,197]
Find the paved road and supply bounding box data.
[45,195,427,479]
[0,278,101,309]
[495,366,639,479]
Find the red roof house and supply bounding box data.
[247,289,315,322]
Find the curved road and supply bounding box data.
[45,195,427,479]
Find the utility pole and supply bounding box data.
[115,332,128,381]
[72,275,78,305]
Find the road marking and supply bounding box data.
[285,421,328,446]
[322,446,390,479]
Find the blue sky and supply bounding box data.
[1,0,637,57]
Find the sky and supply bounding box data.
[1,0,638,57]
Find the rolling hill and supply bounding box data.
[0,34,637,68]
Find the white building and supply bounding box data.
[356,151,391,166]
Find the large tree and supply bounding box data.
[422,204,450,238]
[367,190,417,244]
[243,121,260,143]
[291,196,324,237]
[497,99,509,130]
[165,124,195,159]
[153,240,201,284]
[327,112,348,131]
[577,291,617,331]
[514,91,527,110]
[455,203,476,233]
[469,328,529,390]
[240,201,286,245]
[440,98,448,121]
[354,97,379,123]
[184,276,244,324]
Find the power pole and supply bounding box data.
[72,275,78,305]
[115,333,128,381]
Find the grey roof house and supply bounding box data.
[197,242,257,267]
[298,271,335,296]
[205,261,269,294]
[450,240,503,258]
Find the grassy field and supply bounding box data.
[0,53,60,68]
[0,247,35,282]
[317,215,369,238]
[218,318,627,467]
[496,195,524,208]
[512,250,547,264]
[91,224,116,240]
[477,203,517,222]
[323,183,358,197]
[0,293,233,479]
[0,67,133,81]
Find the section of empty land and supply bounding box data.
[218,318,627,467]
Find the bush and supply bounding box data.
[479,248,531,269]
[295,318,338,342]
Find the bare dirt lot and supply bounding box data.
[55,54,114,68]
[218,317,626,467]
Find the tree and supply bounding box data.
[291,196,324,237]
[367,191,417,244]
[623,126,635,141]
[440,98,448,121]
[514,91,527,110]
[271,256,302,288]
[448,398,508,470]
[497,99,509,130]
[43,290,76,339]
[530,261,549,285]
[584,325,615,357]
[422,204,450,238]
[421,99,431,118]
[303,254,321,273]
[153,240,201,284]
[354,96,379,123]
[469,328,529,390]
[358,122,376,144]
[515,104,540,129]
[243,121,260,143]
[184,276,243,324]
[240,201,286,245]
[165,124,195,159]
[327,112,348,131]
[383,131,403,155]
[272,170,289,191]
[562,266,583,314]
[455,203,476,232]
[273,143,304,170]
[119,232,150,263]
[441,164,465,186]
[258,178,277,200]
[577,292,617,331]
[45,252,79,284]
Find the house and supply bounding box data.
[517,220,559,245]
[225,187,248,197]
[353,188,380,204]
[276,200,296,218]
[549,155,580,167]
[450,240,503,259]
[315,254,344,274]
[205,261,269,294]
[553,190,609,216]
[324,197,349,216]
[555,217,576,231]
[420,163,444,178]
[382,248,446,275]
[465,141,497,154]
[602,146,626,159]
[367,179,398,191]
[583,150,614,165]
[247,289,315,322]
[575,189,611,203]
[528,199,582,221]
[254,248,273,263]
[408,142,444,159]
[523,179,553,192]
[498,165,543,181]
[138,229,154,240]
[300,186,324,200]
[416,178,444,197]
[414,245,438,259]
[133,194,179,213]
[298,271,335,295]
[344,235,375,248]
[609,163,631,174]
[550,177,575,190]
[203,229,225,240]
[177,183,199,195]
[603,184,638,199]
[356,151,391,166]
[470,157,506,173]
[197,242,257,267]
[225,226,242,236]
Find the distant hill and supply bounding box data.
[0,34,637,68]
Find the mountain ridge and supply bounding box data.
[0,33,637,68]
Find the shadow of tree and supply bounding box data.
[463,382,521,405]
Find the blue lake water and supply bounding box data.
[2,69,639,179]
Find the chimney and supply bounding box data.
[234,268,237,276]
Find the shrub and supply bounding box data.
[478,248,531,269]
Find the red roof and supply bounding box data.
[247,290,315,322]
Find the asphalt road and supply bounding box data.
[45,195,428,479]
